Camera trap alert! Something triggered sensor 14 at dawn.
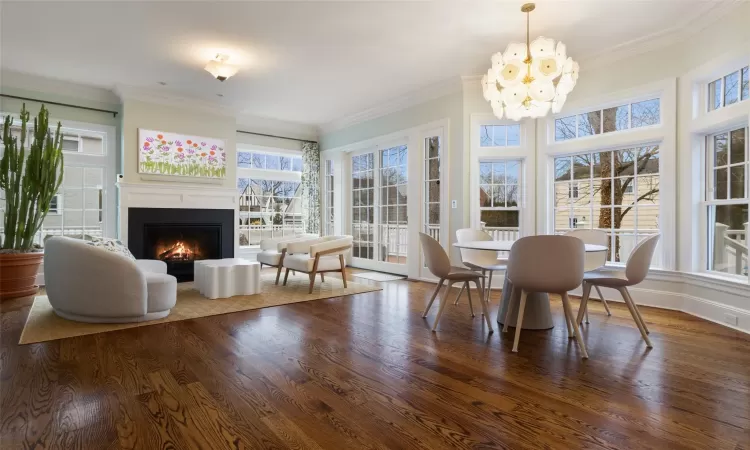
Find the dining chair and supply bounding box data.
[576,234,660,348]
[454,228,507,309]
[419,233,494,333]
[503,235,587,358]
[564,229,612,321]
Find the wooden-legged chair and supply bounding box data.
[282,236,353,294]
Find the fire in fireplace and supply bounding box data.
[156,240,202,262]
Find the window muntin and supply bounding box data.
[706,127,748,278]
[237,150,302,172]
[479,124,521,147]
[324,160,334,235]
[554,98,661,142]
[479,160,521,237]
[351,153,375,260]
[554,146,661,266]
[708,65,749,112]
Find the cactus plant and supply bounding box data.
[1,104,64,251]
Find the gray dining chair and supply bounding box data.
[576,234,660,348]
[454,228,507,309]
[503,235,588,358]
[564,229,612,321]
[419,233,494,333]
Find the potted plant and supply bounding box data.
[0,104,64,301]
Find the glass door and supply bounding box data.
[420,130,447,279]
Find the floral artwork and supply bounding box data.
[138,129,226,178]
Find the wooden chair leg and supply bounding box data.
[628,291,649,334]
[474,279,494,333]
[576,282,592,326]
[339,255,348,288]
[465,281,475,317]
[594,285,611,316]
[503,285,517,333]
[453,283,466,305]
[422,278,445,317]
[619,288,652,347]
[511,290,528,353]
[308,271,316,294]
[432,281,454,332]
[484,270,494,308]
[561,292,589,359]
[320,273,325,282]
[275,265,283,285]
[283,268,290,285]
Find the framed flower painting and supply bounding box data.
[138,129,226,179]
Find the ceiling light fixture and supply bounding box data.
[204,54,238,82]
[481,3,579,120]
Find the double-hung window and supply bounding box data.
[237,148,303,247]
[705,126,749,279]
[478,159,521,241]
[553,146,661,265]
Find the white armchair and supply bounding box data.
[282,235,353,293]
[257,234,318,284]
[44,237,177,323]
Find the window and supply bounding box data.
[351,153,375,260]
[324,160,334,235]
[478,160,521,238]
[378,145,408,264]
[237,150,302,172]
[480,124,521,147]
[708,66,749,112]
[554,146,661,265]
[237,149,303,247]
[555,99,661,141]
[0,117,109,243]
[706,127,748,278]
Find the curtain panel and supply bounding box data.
[301,142,321,234]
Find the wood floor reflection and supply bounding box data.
[1,269,749,449]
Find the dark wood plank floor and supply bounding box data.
[1,269,749,449]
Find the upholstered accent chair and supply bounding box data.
[44,237,177,323]
[281,235,353,293]
[256,234,318,284]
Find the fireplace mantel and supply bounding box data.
[116,182,238,253]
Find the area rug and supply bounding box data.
[19,270,381,344]
[352,271,406,282]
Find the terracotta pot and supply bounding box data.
[0,252,43,301]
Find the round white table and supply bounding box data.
[453,240,607,330]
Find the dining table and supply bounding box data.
[453,240,608,330]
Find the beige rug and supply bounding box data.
[19,270,381,344]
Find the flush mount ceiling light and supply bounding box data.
[481,3,579,121]
[204,54,238,82]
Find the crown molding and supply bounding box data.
[114,84,237,118]
[319,76,462,135]
[236,112,319,141]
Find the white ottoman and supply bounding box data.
[194,258,261,299]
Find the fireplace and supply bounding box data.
[128,208,234,281]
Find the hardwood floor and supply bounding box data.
[1,270,749,449]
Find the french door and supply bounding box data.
[347,124,448,278]
[350,144,409,275]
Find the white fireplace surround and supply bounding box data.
[116,182,239,255]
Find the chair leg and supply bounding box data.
[465,281,475,317]
[483,270,494,315]
[283,268,290,285]
[432,281,454,332]
[511,290,528,353]
[561,292,589,359]
[308,271,316,294]
[503,285,517,333]
[453,283,466,305]
[422,278,445,317]
[594,285,611,316]
[320,273,325,282]
[339,255,348,288]
[275,265,283,285]
[628,292,650,334]
[474,279,494,333]
[619,287,652,347]
[576,282,592,326]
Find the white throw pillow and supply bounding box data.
[86,237,137,261]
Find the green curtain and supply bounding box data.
[301,141,321,234]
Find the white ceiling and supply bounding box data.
[0,1,734,127]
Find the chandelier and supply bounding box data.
[481,3,579,121]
